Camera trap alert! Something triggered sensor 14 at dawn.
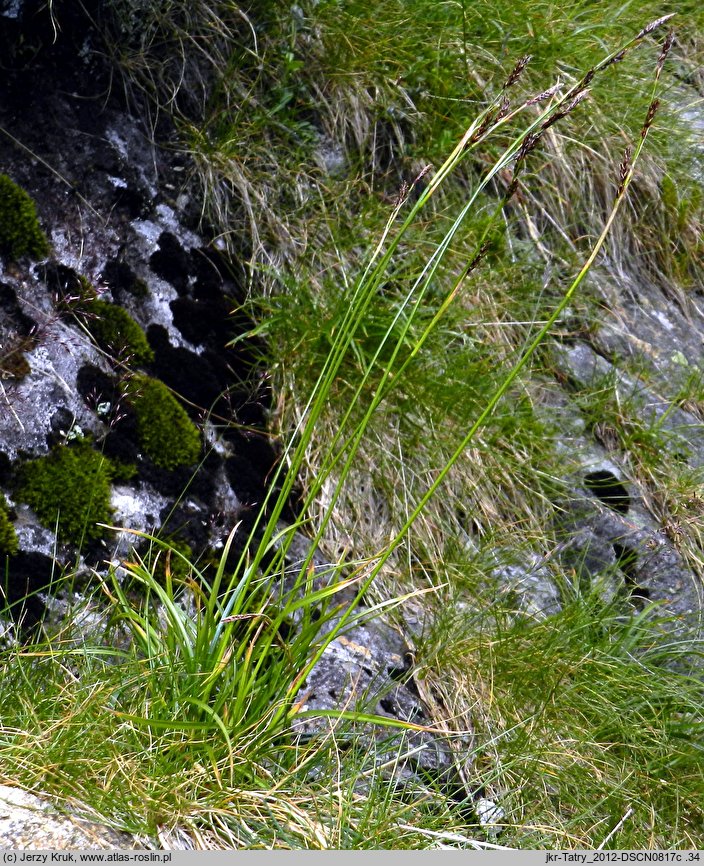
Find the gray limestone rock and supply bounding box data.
[281,533,460,778]
[557,479,703,634]
[0,0,23,19]
[492,554,563,619]
[0,785,143,850]
[291,618,457,777]
[553,341,704,468]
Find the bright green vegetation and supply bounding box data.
[124,375,201,469]
[0,554,701,846]
[146,534,193,584]
[0,174,50,260]
[418,592,704,848]
[82,299,154,365]
[0,494,18,556]
[0,0,702,851]
[15,442,113,545]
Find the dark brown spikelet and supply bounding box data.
[471,97,511,144]
[580,69,596,89]
[641,98,660,139]
[605,48,628,68]
[657,30,676,75]
[413,164,433,187]
[526,83,562,106]
[466,241,490,275]
[471,108,498,144]
[503,55,531,90]
[617,145,633,197]
[505,176,520,202]
[496,95,511,121]
[635,13,676,42]
[540,89,590,132]
[516,131,541,165]
[393,181,409,208]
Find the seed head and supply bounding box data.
[471,109,497,144]
[657,30,676,75]
[605,48,628,67]
[413,164,433,186]
[496,95,511,121]
[540,89,590,132]
[516,131,541,164]
[580,69,596,89]
[526,82,563,106]
[635,13,676,42]
[641,98,660,139]
[466,242,490,274]
[505,175,520,202]
[503,55,532,90]
[393,181,409,208]
[616,145,633,197]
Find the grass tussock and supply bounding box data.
[418,595,704,848]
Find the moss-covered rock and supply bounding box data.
[124,374,201,470]
[0,347,31,379]
[0,174,50,260]
[0,494,18,556]
[16,442,113,545]
[82,299,154,365]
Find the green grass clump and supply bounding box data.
[419,595,704,848]
[147,535,193,584]
[15,442,113,545]
[124,375,201,470]
[0,628,471,848]
[0,495,18,556]
[0,174,50,260]
[82,299,154,365]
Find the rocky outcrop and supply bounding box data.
[0,785,142,849]
[0,84,271,614]
[0,5,465,814]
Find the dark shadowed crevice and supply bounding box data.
[584,470,631,514]
[612,541,650,601]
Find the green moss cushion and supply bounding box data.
[0,495,18,556]
[0,174,50,260]
[16,442,113,545]
[83,300,154,365]
[124,375,201,470]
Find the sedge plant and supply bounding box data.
[100,17,679,780]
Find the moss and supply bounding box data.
[77,275,98,303]
[43,263,96,306]
[0,175,50,260]
[133,278,150,298]
[0,348,31,379]
[124,375,201,470]
[110,459,137,483]
[81,299,154,365]
[16,442,113,545]
[0,494,18,556]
